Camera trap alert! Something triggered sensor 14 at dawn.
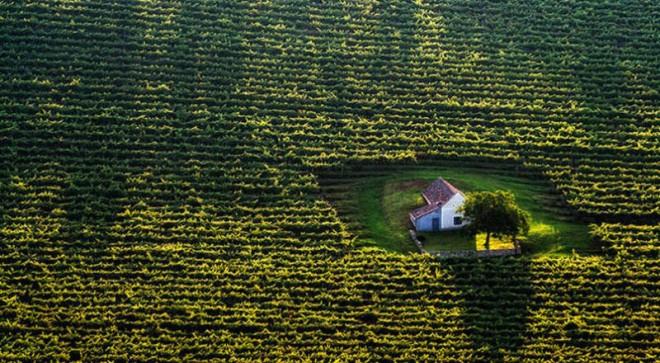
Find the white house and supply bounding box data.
[409,178,469,232]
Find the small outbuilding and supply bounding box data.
[410,178,469,232]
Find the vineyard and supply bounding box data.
[0,0,658,361]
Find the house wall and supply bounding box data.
[413,208,441,232]
[440,193,468,229]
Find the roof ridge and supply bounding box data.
[418,177,461,210]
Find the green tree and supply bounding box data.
[459,191,530,250]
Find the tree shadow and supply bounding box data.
[446,256,532,361]
[59,166,127,249]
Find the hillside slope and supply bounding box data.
[1,1,658,361]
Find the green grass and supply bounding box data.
[350,167,598,256]
[417,230,515,253]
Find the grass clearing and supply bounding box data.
[344,167,598,256]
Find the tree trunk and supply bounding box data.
[485,231,491,250]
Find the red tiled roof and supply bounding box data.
[422,178,461,205]
[410,203,438,219]
[410,178,462,220]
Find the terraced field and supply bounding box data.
[0,0,658,361]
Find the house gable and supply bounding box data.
[440,193,466,229]
[411,177,469,232]
[441,193,464,211]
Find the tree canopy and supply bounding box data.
[459,190,530,250]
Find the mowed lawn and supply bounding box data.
[351,168,598,256]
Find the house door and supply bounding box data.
[432,217,440,231]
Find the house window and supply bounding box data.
[453,216,463,225]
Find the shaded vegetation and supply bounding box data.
[0,0,657,361]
